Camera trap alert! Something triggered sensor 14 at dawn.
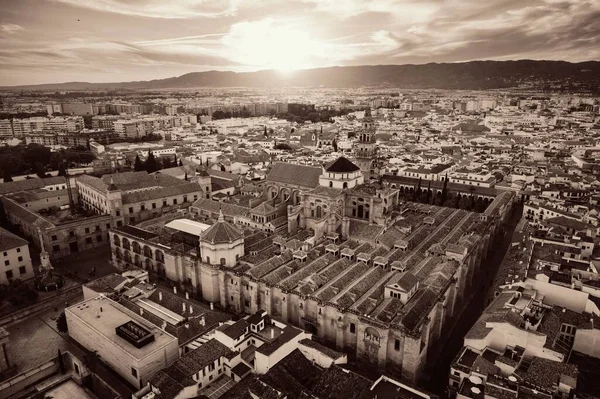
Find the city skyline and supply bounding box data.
[1,0,599,85]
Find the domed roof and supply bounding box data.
[324,156,360,173]
[200,210,243,245]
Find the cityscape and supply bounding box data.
[1,1,600,399]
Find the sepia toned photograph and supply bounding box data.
[0,1,599,398]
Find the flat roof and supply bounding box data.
[137,298,184,325]
[44,380,93,399]
[165,219,211,237]
[66,296,177,360]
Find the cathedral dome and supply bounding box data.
[200,210,243,245]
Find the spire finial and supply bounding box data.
[218,207,224,222]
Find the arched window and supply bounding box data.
[155,249,164,263]
[143,245,153,258]
[329,181,333,188]
[113,235,121,247]
[343,182,348,189]
[122,238,131,251]
[206,256,211,264]
[350,323,356,334]
[132,241,141,254]
[220,258,226,265]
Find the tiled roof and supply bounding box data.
[192,198,249,217]
[251,202,276,215]
[121,182,202,204]
[324,156,360,173]
[257,325,302,356]
[200,219,244,245]
[524,357,578,391]
[312,365,374,399]
[0,227,28,251]
[0,176,66,195]
[170,338,233,376]
[220,319,248,339]
[267,162,322,188]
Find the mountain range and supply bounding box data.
[3,60,600,91]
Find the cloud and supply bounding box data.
[0,24,24,34]
[52,0,253,18]
[1,0,599,85]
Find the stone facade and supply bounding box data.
[109,189,514,383]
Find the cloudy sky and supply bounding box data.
[1,0,599,85]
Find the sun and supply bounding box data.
[224,19,323,72]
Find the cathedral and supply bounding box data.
[107,109,515,383]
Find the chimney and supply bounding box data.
[270,329,275,339]
[140,308,144,316]
[182,303,186,313]
[173,286,177,295]
[210,302,214,310]
[161,321,167,330]
[159,291,163,302]
[185,292,190,300]
[200,316,206,326]
[189,305,193,314]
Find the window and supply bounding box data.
[85,227,90,234]
[116,210,121,216]
[97,235,102,242]
[209,363,215,372]
[206,256,210,264]
[394,339,400,351]
[16,248,20,253]
[163,200,168,207]
[86,237,92,244]
[74,363,80,375]
[220,258,226,265]
[19,266,26,275]
[95,225,100,231]
[350,323,356,334]
[141,204,145,211]
[117,221,123,227]
[6,270,13,279]
[131,367,138,378]
[152,203,156,209]
[18,256,23,262]
[53,245,60,252]
[69,231,75,238]
[129,207,134,214]
[173,199,178,205]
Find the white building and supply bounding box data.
[0,227,35,284]
[65,296,179,389]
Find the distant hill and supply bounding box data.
[3,60,600,91]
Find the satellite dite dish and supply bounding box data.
[471,387,482,395]
[469,376,483,385]
[508,376,517,382]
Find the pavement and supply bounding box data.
[52,245,117,280]
[422,205,524,396]
[6,310,71,373]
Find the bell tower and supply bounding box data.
[354,108,377,179]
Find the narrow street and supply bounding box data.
[422,205,523,396]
